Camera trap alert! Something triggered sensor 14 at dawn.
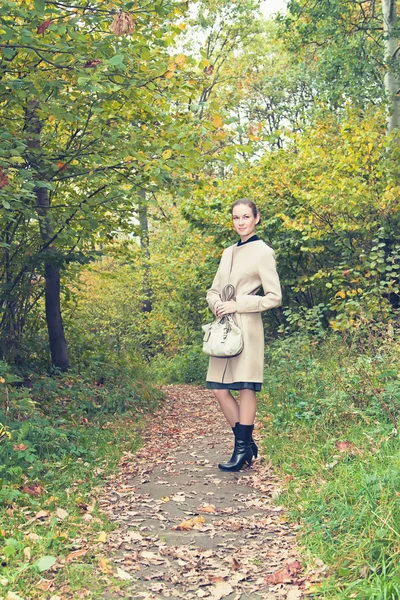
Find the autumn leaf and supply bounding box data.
[198,503,216,513]
[175,54,187,65]
[265,568,290,584]
[97,531,107,543]
[0,168,9,190]
[173,515,205,530]
[98,557,113,573]
[65,548,88,563]
[83,59,102,68]
[335,440,353,452]
[55,507,68,521]
[20,483,44,496]
[115,567,133,580]
[13,443,28,451]
[212,115,223,129]
[37,19,52,35]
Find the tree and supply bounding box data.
[0,0,208,368]
[382,0,400,132]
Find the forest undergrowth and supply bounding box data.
[0,354,163,598]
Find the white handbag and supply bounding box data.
[202,284,244,358]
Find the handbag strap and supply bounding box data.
[221,284,235,302]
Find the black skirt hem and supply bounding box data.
[206,381,262,392]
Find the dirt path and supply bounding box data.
[99,385,306,600]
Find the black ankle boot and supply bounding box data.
[219,423,253,471]
[232,422,258,459]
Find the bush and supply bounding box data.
[259,330,400,599]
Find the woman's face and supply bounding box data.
[232,204,259,240]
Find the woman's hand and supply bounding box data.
[216,300,237,317]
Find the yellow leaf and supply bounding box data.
[162,149,172,160]
[97,531,107,543]
[168,62,176,71]
[0,377,5,384]
[98,556,112,573]
[212,115,223,128]
[165,71,175,79]
[175,53,187,65]
[335,290,346,299]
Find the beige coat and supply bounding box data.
[206,240,282,384]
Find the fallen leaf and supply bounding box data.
[265,568,290,584]
[198,504,216,514]
[208,581,233,599]
[26,533,41,542]
[65,548,87,563]
[286,589,302,600]
[287,559,302,575]
[97,532,107,543]
[36,555,57,572]
[23,547,31,561]
[173,515,205,531]
[55,508,68,521]
[115,567,133,580]
[335,440,353,452]
[98,557,113,573]
[20,483,44,497]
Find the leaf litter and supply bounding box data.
[96,385,317,598]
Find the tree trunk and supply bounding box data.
[138,190,152,314]
[25,99,70,371]
[382,0,400,133]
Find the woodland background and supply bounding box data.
[0,0,399,598]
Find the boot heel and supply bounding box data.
[252,442,258,459]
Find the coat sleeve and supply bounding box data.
[235,248,282,313]
[206,253,224,315]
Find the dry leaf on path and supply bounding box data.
[208,581,233,599]
[173,516,205,531]
[198,504,216,514]
[115,567,133,580]
[286,588,302,600]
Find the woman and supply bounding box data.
[206,198,282,472]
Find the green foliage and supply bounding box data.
[283,0,386,108]
[259,332,400,598]
[151,343,209,385]
[183,105,400,336]
[0,357,163,485]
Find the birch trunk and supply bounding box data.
[382,0,400,133]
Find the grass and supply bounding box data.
[258,332,400,599]
[0,359,164,599]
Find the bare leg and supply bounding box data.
[211,389,240,427]
[239,389,257,425]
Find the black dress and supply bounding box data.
[206,235,262,393]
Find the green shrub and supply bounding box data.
[259,331,400,599]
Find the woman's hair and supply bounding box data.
[231,198,261,225]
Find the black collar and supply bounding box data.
[237,234,260,247]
